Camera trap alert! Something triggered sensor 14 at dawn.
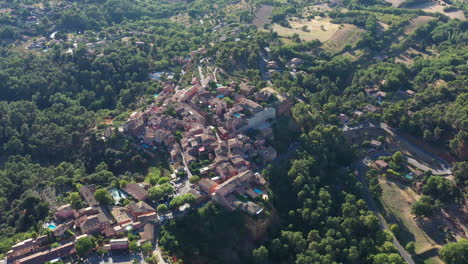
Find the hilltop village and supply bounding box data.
[4,45,293,264]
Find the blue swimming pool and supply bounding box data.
[233,113,241,118]
[48,224,57,230]
[141,143,150,149]
[254,188,263,194]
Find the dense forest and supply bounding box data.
[0,0,466,263]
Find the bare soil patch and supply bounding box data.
[253,5,273,28]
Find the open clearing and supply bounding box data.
[270,17,340,42]
[385,0,407,7]
[324,24,365,53]
[303,4,333,16]
[170,13,191,26]
[253,5,273,28]
[379,179,443,263]
[410,2,465,20]
[404,16,434,34]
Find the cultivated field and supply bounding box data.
[324,24,365,53]
[270,17,341,42]
[410,2,465,20]
[253,5,273,28]
[404,16,434,34]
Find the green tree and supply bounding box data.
[453,161,468,188]
[141,242,153,256]
[129,240,139,252]
[119,180,129,189]
[253,246,269,264]
[189,176,200,184]
[389,224,400,235]
[405,242,415,255]
[76,237,94,258]
[440,239,468,264]
[94,189,113,205]
[411,196,435,217]
[157,204,168,213]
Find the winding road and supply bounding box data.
[379,123,451,175]
[355,157,416,264]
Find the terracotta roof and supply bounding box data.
[80,185,98,207]
[125,183,149,201]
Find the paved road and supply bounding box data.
[343,122,452,175]
[198,64,207,87]
[355,158,416,264]
[88,252,143,264]
[379,123,451,175]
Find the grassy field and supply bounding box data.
[379,179,444,264]
[395,47,436,65]
[252,5,273,28]
[385,0,407,7]
[404,16,434,34]
[410,2,465,20]
[324,24,365,53]
[269,17,340,42]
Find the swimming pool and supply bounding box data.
[253,188,263,194]
[141,143,150,149]
[48,224,57,230]
[233,113,241,118]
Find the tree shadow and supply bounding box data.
[414,247,440,264]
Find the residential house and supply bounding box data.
[110,238,129,250]
[338,114,350,124]
[13,242,76,264]
[55,204,75,220]
[123,111,144,136]
[53,221,73,237]
[198,178,219,194]
[79,215,103,234]
[139,223,156,244]
[79,185,98,207]
[110,206,133,226]
[287,58,304,68]
[375,160,389,171]
[370,140,383,149]
[212,170,266,215]
[129,201,156,223]
[364,104,380,113]
[125,183,149,201]
[405,90,415,96]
